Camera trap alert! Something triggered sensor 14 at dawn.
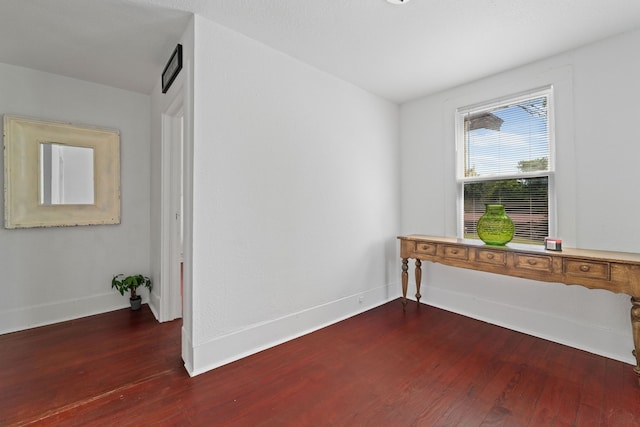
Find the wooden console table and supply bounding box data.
[398,234,640,384]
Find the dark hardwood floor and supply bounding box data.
[1,299,639,426]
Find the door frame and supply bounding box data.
[159,92,184,322]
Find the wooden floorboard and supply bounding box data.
[1,299,639,426]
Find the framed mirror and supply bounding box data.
[4,115,120,228]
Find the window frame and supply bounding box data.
[454,86,557,244]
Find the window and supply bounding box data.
[456,87,554,244]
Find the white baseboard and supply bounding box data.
[182,326,195,376]
[186,283,399,377]
[0,293,149,335]
[148,291,161,321]
[419,285,636,366]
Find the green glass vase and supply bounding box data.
[477,204,514,246]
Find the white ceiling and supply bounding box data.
[2,0,640,103]
[0,0,191,94]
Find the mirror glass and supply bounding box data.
[40,143,95,205]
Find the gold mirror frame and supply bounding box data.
[3,115,120,228]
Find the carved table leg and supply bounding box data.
[631,296,640,385]
[401,258,409,309]
[415,259,422,304]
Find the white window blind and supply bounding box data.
[457,88,554,244]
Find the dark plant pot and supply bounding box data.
[130,296,142,311]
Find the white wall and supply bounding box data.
[149,18,194,319]
[0,63,152,333]
[187,16,400,375]
[149,18,194,371]
[400,28,640,365]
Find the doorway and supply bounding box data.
[160,95,184,322]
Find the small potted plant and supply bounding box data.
[111,274,152,310]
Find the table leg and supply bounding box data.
[415,259,422,304]
[631,296,640,385]
[401,258,408,309]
